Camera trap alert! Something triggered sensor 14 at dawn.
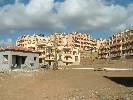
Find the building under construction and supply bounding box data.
[0,46,39,70]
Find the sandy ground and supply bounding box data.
[0,68,133,100]
[0,59,133,100]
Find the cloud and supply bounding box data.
[0,38,13,48]
[0,0,132,35]
[56,0,129,32]
[0,0,64,33]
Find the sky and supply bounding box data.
[0,0,133,45]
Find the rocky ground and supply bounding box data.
[0,59,133,100]
[0,67,133,100]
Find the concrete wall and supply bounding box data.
[0,51,39,70]
[0,51,10,70]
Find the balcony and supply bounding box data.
[39,55,45,58]
[111,54,121,58]
[110,48,121,53]
[45,57,55,61]
[37,43,47,46]
[37,48,45,52]
[115,42,121,46]
[74,42,80,45]
[46,52,55,56]
[128,39,133,44]
[63,47,71,50]
[63,53,73,57]
[122,47,127,51]
[62,59,73,63]
[127,45,133,50]
[125,52,133,56]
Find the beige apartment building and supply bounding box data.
[67,32,97,51]
[110,29,133,59]
[122,29,133,58]
[98,29,133,59]
[16,34,48,51]
[58,45,80,66]
[98,39,110,59]
[110,32,123,59]
[37,42,80,66]
[16,32,100,66]
[16,33,82,66]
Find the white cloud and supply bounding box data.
[56,0,129,32]
[0,0,132,34]
[0,0,64,33]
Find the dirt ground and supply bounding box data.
[0,68,133,100]
[80,58,133,68]
[0,59,133,100]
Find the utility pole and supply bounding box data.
[53,34,58,70]
[90,47,92,65]
[90,47,94,68]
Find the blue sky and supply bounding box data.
[0,0,133,44]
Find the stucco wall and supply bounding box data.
[0,51,39,70]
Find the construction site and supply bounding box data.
[0,30,133,100]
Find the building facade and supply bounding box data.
[16,32,98,66]
[0,46,39,70]
[98,39,110,59]
[98,29,133,59]
[16,34,48,50]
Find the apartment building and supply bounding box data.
[110,32,123,59]
[110,29,133,59]
[16,32,99,67]
[49,33,68,46]
[67,32,97,51]
[98,39,110,59]
[16,34,79,66]
[16,34,48,50]
[58,45,80,66]
[98,29,133,59]
[122,29,133,58]
[37,44,58,67]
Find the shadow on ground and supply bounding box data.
[104,76,133,87]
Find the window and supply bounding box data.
[75,56,78,61]
[39,58,42,63]
[48,48,52,53]
[59,55,62,60]
[34,57,37,61]
[22,57,26,64]
[3,55,8,60]
[3,55,8,64]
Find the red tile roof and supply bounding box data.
[0,46,39,54]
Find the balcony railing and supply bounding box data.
[110,48,121,53]
[45,57,55,61]
[39,55,45,58]
[125,52,133,56]
[111,54,121,58]
[127,45,133,50]
[63,53,73,57]
[62,59,73,63]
